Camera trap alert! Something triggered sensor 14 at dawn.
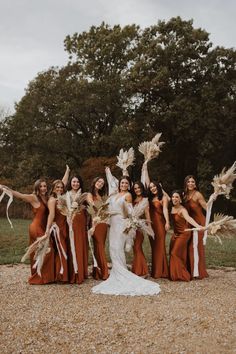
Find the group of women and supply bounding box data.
[0,164,208,296]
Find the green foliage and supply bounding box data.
[0,218,235,268]
[0,17,235,197]
[0,218,30,264]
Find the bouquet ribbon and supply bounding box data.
[87,226,98,268]
[67,219,79,274]
[0,188,13,228]
[50,224,67,275]
[203,194,215,245]
[193,230,199,277]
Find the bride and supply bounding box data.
[91,168,160,296]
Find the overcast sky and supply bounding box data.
[0,0,235,112]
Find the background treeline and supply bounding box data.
[0,17,236,217]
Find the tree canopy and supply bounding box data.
[0,17,235,195]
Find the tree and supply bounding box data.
[0,18,235,197]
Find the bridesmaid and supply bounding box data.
[131,181,149,277]
[183,175,208,279]
[87,177,109,280]
[67,174,88,284]
[169,191,201,281]
[0,179,55,284]
[148,181,170,278]
[45,179,69,282]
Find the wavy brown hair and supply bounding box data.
[183,175,199,202]
[148,180,163,201]
[50,179,66,198]
[33,178,48,201]
[131,181,147,200]
[90,177,107,197]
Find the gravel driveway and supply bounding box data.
[0,264,235,354]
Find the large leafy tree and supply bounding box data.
[0,18,235,195]
[127,17,236,191]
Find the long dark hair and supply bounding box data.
[183,175,198,202]
[131,181,147,200]
[67,175,84,192]
[148,180,163,201]
[90,177,107,197]
[49,179,66,198]
[118,175,132,192]
[33,178,48,201]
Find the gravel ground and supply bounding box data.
[0,264,235,354]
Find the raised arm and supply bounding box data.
[141,161,150,188]
[0,184,37,205]
[62,165,70,187]
[45,197,56,235]
[162,195,170,231]
[105,167,118,195]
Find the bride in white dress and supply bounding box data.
[91,168,160,296]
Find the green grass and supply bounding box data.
[0,218,235,268]
[0,218,30,264]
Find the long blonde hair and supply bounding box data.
[33,178,48,200]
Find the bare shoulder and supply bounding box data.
[194,191,205,201]
[125,192,132,203]
[179,206,187,215]
[29,193,39,202]
[162,194,169,204]
[48,196,56,203]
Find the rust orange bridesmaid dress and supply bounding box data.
[149,200,169,278]
[169,213,191,281]
[92,197,109,280]
[185,196,208,279]
[28,201,55,285]
[53,204,68,282]
[132,200,148,276]
[92,223,109,280]
[68,209,88,284]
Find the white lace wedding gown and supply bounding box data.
[91,193,161,296]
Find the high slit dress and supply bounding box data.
[67,207,88,285]
[28,201,55,285]
[169,212,191,282]
[91,195,109,280]
[132,198,148,276]
[53,204,69,282]
[149,199,169,278]
[185,197,208,279]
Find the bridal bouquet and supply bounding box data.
[139,133,165,163]
[187,213,236,245]
[57,190,88,274]
[21,223,67,276]
[57,190,87,223]
[122,200,154,247]
[211,161,236,199]
[21,233,51,276]
[87,198,114,268]
[87,198,111,228]
[203,161,236,244]
[116,147,135,176]
[123,216,154,239]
